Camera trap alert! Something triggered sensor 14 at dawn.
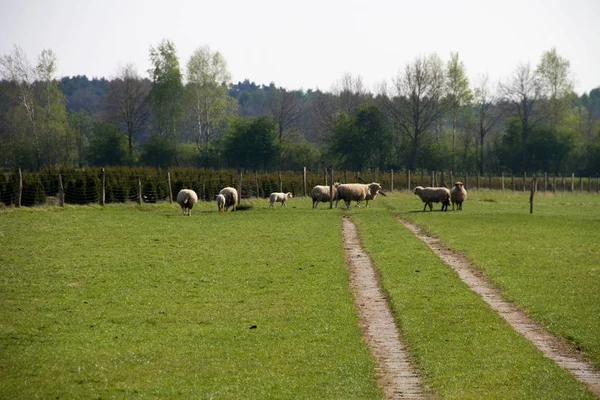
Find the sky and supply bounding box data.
[1,0,599,95]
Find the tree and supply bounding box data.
[88,121,128,166]
[67,110,93,167]
[328,105,392,171]
[446,52,473,170]
[148,39,184,138]
[105,64,150,159]
[536,48,573,128]
[223,116,279,171]
[267,87,305,143]
[380,54,448,170]
[472,75,501,174]
[499,63,544,172]
[186,46,237,153]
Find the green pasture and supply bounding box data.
[0,191,598,399]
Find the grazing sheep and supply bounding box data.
[413,186,450,212]
[219,187,238,212]
[311,183,340,208]
[216,193,226,212]
[269,192,293,207]
[335,182,383,209]
[176,189,198,216]
[450,181,467,211]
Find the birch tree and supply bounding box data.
[446,52,472,170]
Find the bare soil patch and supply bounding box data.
[399,217,600,397]
[342,217,427,400]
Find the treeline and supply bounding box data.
[1,43,599,176]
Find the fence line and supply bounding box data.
[1,168,599,207]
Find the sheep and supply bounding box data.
[176,189,198,216]
[215,193,226,212]
[413,186,450,212]
[450,181,467,211]
[311,183,340,208]
[269,192,293,207]
[219,187,238,212]
[335,182,382,209]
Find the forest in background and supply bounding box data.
[1,41,599,175]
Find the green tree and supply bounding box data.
[223,116,279,171]
[536,47,573,129]
[88,121,128,166]
[140,134,177,168]
[148,39,184,138]
[446,52,473,170]
[329,105,392,171]
[472,75,501,174]
[186,45,237,153]
[67,110,93,167]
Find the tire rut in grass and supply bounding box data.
[399,217,600,397]
[342,217,426,400]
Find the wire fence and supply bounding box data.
[1,167,598,207]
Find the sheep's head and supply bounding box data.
[414,186,424,195]
[286,192,293,198]
[454,181,464,189]
[368,182,382,194]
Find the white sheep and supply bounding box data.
[311,183,340,208]
[269,192,293,207]
[413,186,450,212]
[219,187,238,212]
[176,189,198,216]
[215,193,226,212]
[335,182,382,208]
[450,181,467,211]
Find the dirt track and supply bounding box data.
[342,217,426,399]
[342,215,600,399]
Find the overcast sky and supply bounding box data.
[1,0,599,94]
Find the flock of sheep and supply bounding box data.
[176,181,467,215]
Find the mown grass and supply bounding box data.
[0,200,381,399]
[350,194,597,399]
[388,190,600,371]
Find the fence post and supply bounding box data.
[167,171,173,204]
[523,172,527,191]
[501,172,505,191]
[544,172,547,192]
[238,170,243,200]
[303,167,307,197]
[138,178,142,205]
[58,174,65,207]
[530,177,537,214]
[329,168,334,209]
[101,168,106,206]
[390,169,394,192]
[570,173,574,192]
[553,175,556,193]
[407,170,411,192]
[588,176,591,193]
[17,168,23,207]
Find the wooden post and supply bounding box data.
[523,172,527,192]
[238,170,243,201]
[18,168,23,207]
[303,167,307,197]
[407,170,411,192]
[329,168,334,209]
[501,172,505,191]
[553,175,556,193]
[255,171,260,198]
[544,172,548,192]
[58,174,65,207]
[138,178,142,204]
[278,171,282,192]
[390,169,394,192]
[570,173,574,192]
[529,177,537,214]
[102,168,106,206]
[588,176,591,193]
[167,171,173,204]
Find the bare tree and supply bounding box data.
[499,63,544,172]
[267,88,305,143]
[380,54,448,170]
[472,75,501,174]
[106,64,151,158]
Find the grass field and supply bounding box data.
[0,191,598,399]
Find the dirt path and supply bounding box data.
[399,217,600,397]
[342,217,426,400]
